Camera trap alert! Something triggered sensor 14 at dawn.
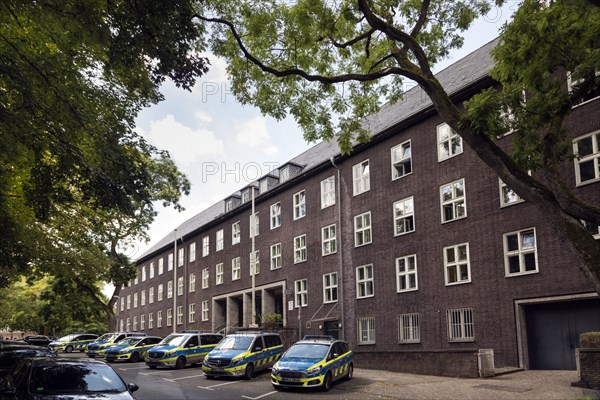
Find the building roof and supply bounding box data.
[138,38,498,261]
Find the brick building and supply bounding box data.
[118,39,600,376]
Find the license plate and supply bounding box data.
[211,367,224,372]
[282,377,300,382]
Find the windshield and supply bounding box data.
[55,334,78,343]
[214,336,253,351]
[118,338,140,346]
[284,344,329,359]
[29,363,127,394]
[96,334,118,343]
[159,335,185,347]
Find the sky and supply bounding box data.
[118,1,521,270]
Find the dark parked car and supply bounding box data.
[0,357,139,399]
[0,345,57,378]
[23,337,52,347]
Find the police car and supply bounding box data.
[271,335,353,391]
[145,331,222,369]
[202,331,284,380]
[86,332,146,358]
[105,336,162,363]
[48,333,98,353]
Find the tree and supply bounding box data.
[195,0,600,292]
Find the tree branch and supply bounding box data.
[327,28,376,49]
[410,0,431,37]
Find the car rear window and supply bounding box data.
[29,363,127,394]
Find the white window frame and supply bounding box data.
[354,211,372,247]
[158,258,164,275]
[396,254,418,292]
[167,308,173,327]
[437,122,463,161]
[352,159,370,196]
[168,253,173,271]
[177,276,183,296]
[232,221,241,245]
[443,243,471,285]
[391,140,412,180]
[202,236,210,257]
[250,212,259,238]
[356,264,374,299]
[270,202,281,229]
[280,166,290,182]
[270,243,282,270]
[320,176,336,208]
[149,287,154,304]
[167,280,173,299]
[294,279,307,307]
[133,292,138,308]
[357,317,375,345]
[141,289,146,306]
[133,316,138,331]
[148,312,154,329]
[141,266,146,282]
[447,308,475,342]
[250,250,260,276]
[294,234,307,264]
[177,248,184,267]
[189,242,196,262]
[126,295,131,310]
[140,314,145,331]
[573,131,600,186]
[216,263,224,285]
[189,273,196,293]
[293,190,306,220]
[503,228,538,276]
[176,306,183,325]
[322,224,337,256]
[499,178,524,207]
[202,300,209,321]
[323,272,338,304]
[202,268,209,288]
[149,262,155,279]
[567,71,600,107]
[216,229,224,252]
[158,284,164,301]
[232,257,241,281]
[398,313,420,344]
[126,317,131,332]
[440,178,467,223]
[189,303,196,323]
[393,197,415,236]
[157,310,162,328]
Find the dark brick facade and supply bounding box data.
[118,41,600,377]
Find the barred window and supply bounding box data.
[398,313,420,344]
[447,308,474,342]
[357,317,375,344]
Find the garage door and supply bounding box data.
[525,299,600,370]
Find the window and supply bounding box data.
[323,272,338,303]
[149,262,155,279]
[294,234,307,264]
[158,284,164,301]
[356,264,374,298]
[216,229,224,251]
[120,319,124,332]
[141,290,146,306]
[157,310,163,328]
[158,258,164,275]
[225,199,234,212]
[437,123,463,161]
[280,166,290,182]
[148,312,154,329]
[354,212,372,247]
[202,236,209,257]
[504,228,538,276]
[293,190,306,220]
[260,179,268,194]
[202,300,209,321]
[120,298,124,312]
[133,292,138,308]
[321,176,336,208]
[322,224,337,256]
[444,243,471,285]
[573,131,600,186]
[189,273,196,292]
[241,189,250,204]
[499,179,524,207]
[391,140,412,180]
[294,279,307,307]
[393,197,415,236]
[232,221,241,245]
[189,303,195,323]
[178,248,184,267]
[202,268,209,288]
[167,280,173,299]
[232,257,241,280]
[270,243,282,270]
[140,314,145,331]
[447,308,474,342]
[440,179,467,223]
[149,287,154,304]
[582,220,600,239]
[353,160,370,195]
[133,316,138,331]
[126,295,131,310]
[270,202,281,229]
[357,317,375,344]
[568,71,600,106]
[250,250,260,276]
[396,255,417,292]
[126,318,131,332]
[176,306,183,325]
[190,242,196,262]
[167,308,173,327]
[168,253,174,271]
[250,213,259,237]
[134,273,138,285]
[216,263,224,285]
[398,313,420,344]
[142,266,147,282]
[177,276,183,296]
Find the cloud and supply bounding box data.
[234,116,280,157]
[142,114,225,165]
[194,110,213,124]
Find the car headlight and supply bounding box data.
[203,355,208,363]
[119,349,130,354]
[271,363,279,373]
[306,365,322,377]
[230,357,245,366]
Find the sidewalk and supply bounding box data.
[350,368,600,400]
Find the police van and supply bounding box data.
[271,335,353,391]
[105,336,162,363]
[86,332,146,358]
[48,333,98,353]
[145,331,222,369]
[202,331,284,380]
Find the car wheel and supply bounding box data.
[244,363,254,380]
[65,345,73,353]
[345,363,353,381]
[175,356,186,370]
[321,372,332,392]
[130,352,139,363]
[148,365,157,369]
[205,375,215,380]
[79,349,85,352]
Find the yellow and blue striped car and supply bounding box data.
[105,336,162,363]
[271,335,353,391]
[145,331,222,369]
[48,333,98,353]
[202,332,284,380]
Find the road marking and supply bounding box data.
[164,374,206,382]
[197,380,240,391]
[242,391,278,400]
[117,365,151,371]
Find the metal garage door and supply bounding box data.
[525,299,600,370]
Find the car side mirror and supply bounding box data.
[128,383,139,393]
